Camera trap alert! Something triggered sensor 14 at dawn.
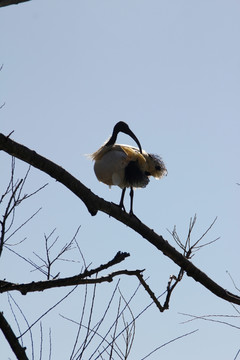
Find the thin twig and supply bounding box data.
[19,286,78,339]
[48,328,52,360]
[109,297,121,360]
[118,287,136,359]
[39,322,43,360]
[91,283,151,360]
[234,349,240,360]
[81,280,121,360]
[140,329,199,360]
[79,282,97,359]
[69,283,88,360]
[226,271,240,292]
[5,207,42,242]
[8,293,34,358]
[179,312,240,330]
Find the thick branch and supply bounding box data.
[0,0,30,7]
[0,133,98,215]
[0,251,131,294]
[1,133,240,306]
[0,270,142,295]
[0,312,29,360]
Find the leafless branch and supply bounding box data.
[0,158,47,256]
[7,293,34,356]
[0,268,141,295]
[168,214,219,258]
[163,269,184,310]
[0,177,23,255]
[19,286,78,339]
[162,215,220,310]
[92,283,147,359]
[0,311,29,360]
[118,288,135,359]
[29,227,79,280]
[226,271,240,293]
[0,64,5,109]
[179,312,240,330]
[80,280,122,359]
[78,281,97,359]
[69,283,88,360]
[0,252,132,294]
[39,322,43,360]
[61,279,124,360]
[48,328,52,360]
[0,0,31,7]
[5,244,47,277]
[234,349,240,360]
[108,297,121,359]
[140,329,199,360]
[1,133,240,306]
[136,272,164,312]
[5,207,42,243]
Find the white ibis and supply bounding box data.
[91,121,167,214]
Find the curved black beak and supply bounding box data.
[106,121,143,154]
[123,127,142,154]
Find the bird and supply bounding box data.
[90,121,167,215]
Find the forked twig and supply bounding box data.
[162,215,219,310]
[0,159,47,257]
[179,312,240,330]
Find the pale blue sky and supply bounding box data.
[1,1,240,359]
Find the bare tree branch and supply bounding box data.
[0,251,131,294]
[0,158,47,257]
[7,293,34,357]
[1,133,240,306]
[141,329,199,360]
[0,0,31,7]
[0,269,142,295]
[0,311,29,360]
[136,273,164,312]
[234,349,240,360]
[179,312,240,330]
[62,281,137,360]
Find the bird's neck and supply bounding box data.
[105,132,117,147]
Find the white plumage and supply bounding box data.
[94,147,128,187]
[91,122,167,214]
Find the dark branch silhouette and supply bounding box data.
[0,0,30,7]
[0,312,29,360]
[0,251,132,294]
[0,132,240,306]
[0,269,143,295]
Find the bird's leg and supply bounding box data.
[119,188,126,211]
[129,187,134,215]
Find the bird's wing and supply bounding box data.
[90,144,146,168]
[119,145,146,167]
[90,143,129,161]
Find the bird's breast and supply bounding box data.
[94,150,128,188]
[93,147,150,189]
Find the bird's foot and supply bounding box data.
[129,210,140,220]
[115,201,126,212]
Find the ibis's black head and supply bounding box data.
[106,121,143,154]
